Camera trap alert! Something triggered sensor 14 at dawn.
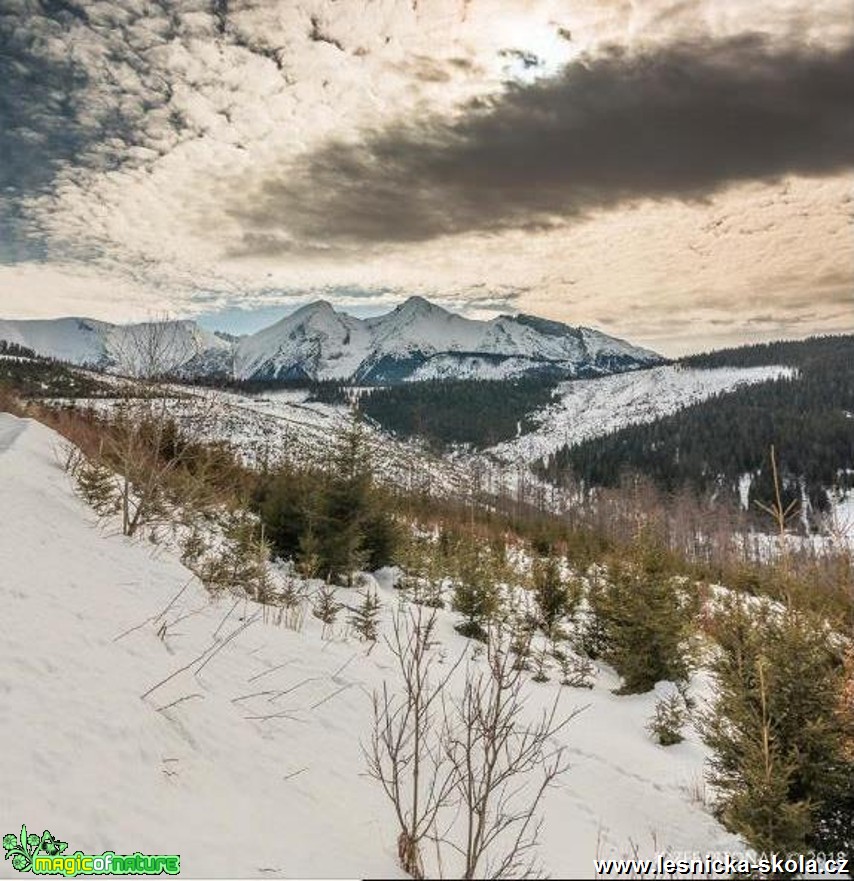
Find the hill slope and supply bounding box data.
[0,412,741,876]
[538,335,854,519]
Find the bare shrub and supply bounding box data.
[367,613,580,879]
[442,627,580,879]
[366,606,461,879]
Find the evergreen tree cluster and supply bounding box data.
[582,540,700,693]
[0,348,113,398]
[703,596,854,858]
[449,532,507,640]
[539,335,854,518]
[0,340,37,358]
[253,420,400,584]
[359,377,559,450]
[188,374,350,404]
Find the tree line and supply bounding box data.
[538,335,854,521]
[359,376,560,450]
[0,345,112,399]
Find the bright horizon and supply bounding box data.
[2,294,851,359]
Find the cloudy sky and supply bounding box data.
[1,0,852,355]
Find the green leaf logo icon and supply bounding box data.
[2,824,67,873]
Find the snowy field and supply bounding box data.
[0,413,745,878]
[486,364,795,464]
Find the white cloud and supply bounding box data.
[1,0,850,351]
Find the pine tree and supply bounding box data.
[203,512,273,600]
[815,649,854,859]
[509,613,536,671]
[398,534,445,608]
[530,556,577,639]
[573,575,609,661]
[531,644,550,683]
[558,652,596,689]
[647,692,688,746]
[315,415,397,584]
[451,535,501,641]
[179,523,208,570]
[702,596,850,855]
[254,466,313,561]
[75,456,119,517]
[350,589,381,641]
[297,515,323,579]
[588,540,699,693]
[312,583,342,626]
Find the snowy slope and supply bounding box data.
[233,296,663,382]
[233,301,370,382]
[486,364,796,464]
[68,385,482,499]
[0,317,113,366]
[0,412,744,877]
[53,364,796,513]
[0,317,230,375]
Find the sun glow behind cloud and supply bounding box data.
[490,15,578,81]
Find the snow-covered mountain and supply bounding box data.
[0,298,663,383]
[233,296,664,382]
[0,317,231,377]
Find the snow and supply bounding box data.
[66,385,480,500]
[0,411,745,877]
[0,317,229,374]
[233,301,372,382]
[1,301,661,384]
[0,317,112,366]
[232,296,662,382]
[830,489,854,538]
[487,364,796,465]
[49,361,802,529]
[364,296,488,357]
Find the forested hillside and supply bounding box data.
[537,335,854,519]
[0,345,113,398]
[359,377,559,449]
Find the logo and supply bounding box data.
[3,825,180,876]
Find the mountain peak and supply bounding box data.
[292,299,336,318]
[395,296,447,317]
[2,299,664,384]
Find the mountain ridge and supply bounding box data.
[0,297,665,383]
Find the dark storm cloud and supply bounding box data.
[236,35,854,249]
[0,3,91,259]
